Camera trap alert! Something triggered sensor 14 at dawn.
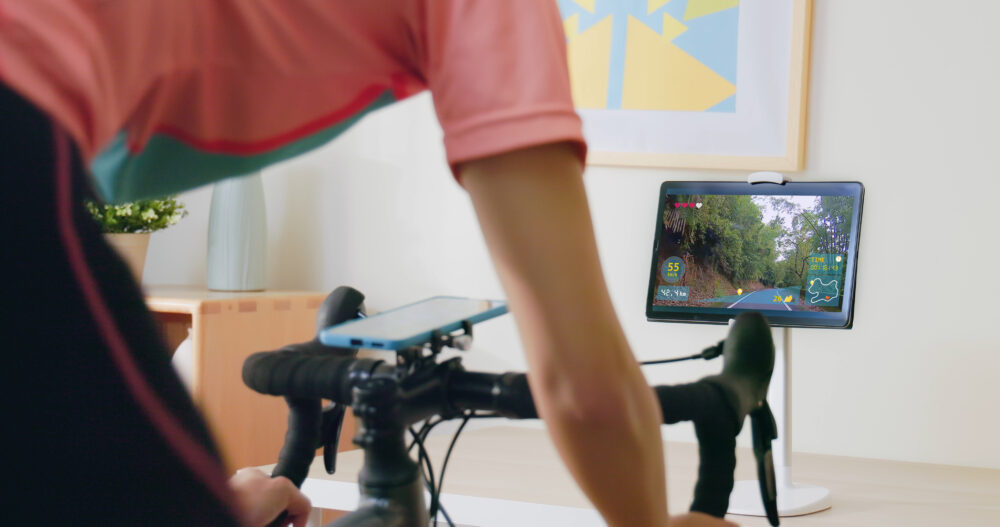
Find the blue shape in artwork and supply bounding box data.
[557,0,608,33]
[663,0,689,22]
[672,6,740,84]
[707,94,736,112]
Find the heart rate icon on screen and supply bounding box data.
[696,203,703,208]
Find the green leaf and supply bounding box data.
[83,196,188,233]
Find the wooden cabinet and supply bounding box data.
[145,285,355,472]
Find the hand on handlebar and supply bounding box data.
[229,468,312,527]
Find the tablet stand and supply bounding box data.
[728,173,832,517]
[728,327,832,517]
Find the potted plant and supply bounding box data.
[85,197,188,281]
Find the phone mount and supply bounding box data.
[320,319,477,479]
[394,320,474,371]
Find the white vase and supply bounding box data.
[105,232,151,282]
[206,173,267,291]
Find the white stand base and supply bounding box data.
[728,479,832,518]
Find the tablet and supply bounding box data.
[646,181,864,328]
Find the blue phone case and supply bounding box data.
[318,296,508,350]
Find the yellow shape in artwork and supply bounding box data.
[621,15,735,111]
[564,13,580,37]
[565,15,613,109]
[572,0,596,13]
[648,0,672,14]
[684,0,739,21]
[660,12,688,41]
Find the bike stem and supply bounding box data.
[350,376,429,527]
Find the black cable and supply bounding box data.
[408,419,435,454]
[432,411,472,526]
[408,426,437,511]
[409,421,455,527]
[641,341,725,366]
[438,503,455,527]
[409,426,436,485]
[641,353,702,365]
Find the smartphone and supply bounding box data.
[318,296,508,350]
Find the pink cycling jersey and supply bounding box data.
[0,0,585,201]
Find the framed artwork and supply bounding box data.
[557,0,813,171]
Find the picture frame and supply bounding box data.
[559,0,813,171]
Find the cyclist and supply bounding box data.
[2,1,743,525]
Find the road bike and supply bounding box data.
[243,287,780,527]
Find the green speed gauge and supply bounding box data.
[660,256,685,283]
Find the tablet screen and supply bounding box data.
[646,181,864,328]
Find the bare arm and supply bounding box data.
[460,143,669,526]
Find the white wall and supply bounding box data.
[145,0,1000,469]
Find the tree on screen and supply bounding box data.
[663,194,852,294]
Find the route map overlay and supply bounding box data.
[805,253,845,307]
[807,278,839,304]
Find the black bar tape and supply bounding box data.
[449,371,537,419]
[654,383,738,517]
[242,345,362,402]
[271,397,322,486]
[263,397,323,527]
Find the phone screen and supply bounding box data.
[318,296,507,349]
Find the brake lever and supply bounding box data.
[322,403,347,474]
[750,401,780,525]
